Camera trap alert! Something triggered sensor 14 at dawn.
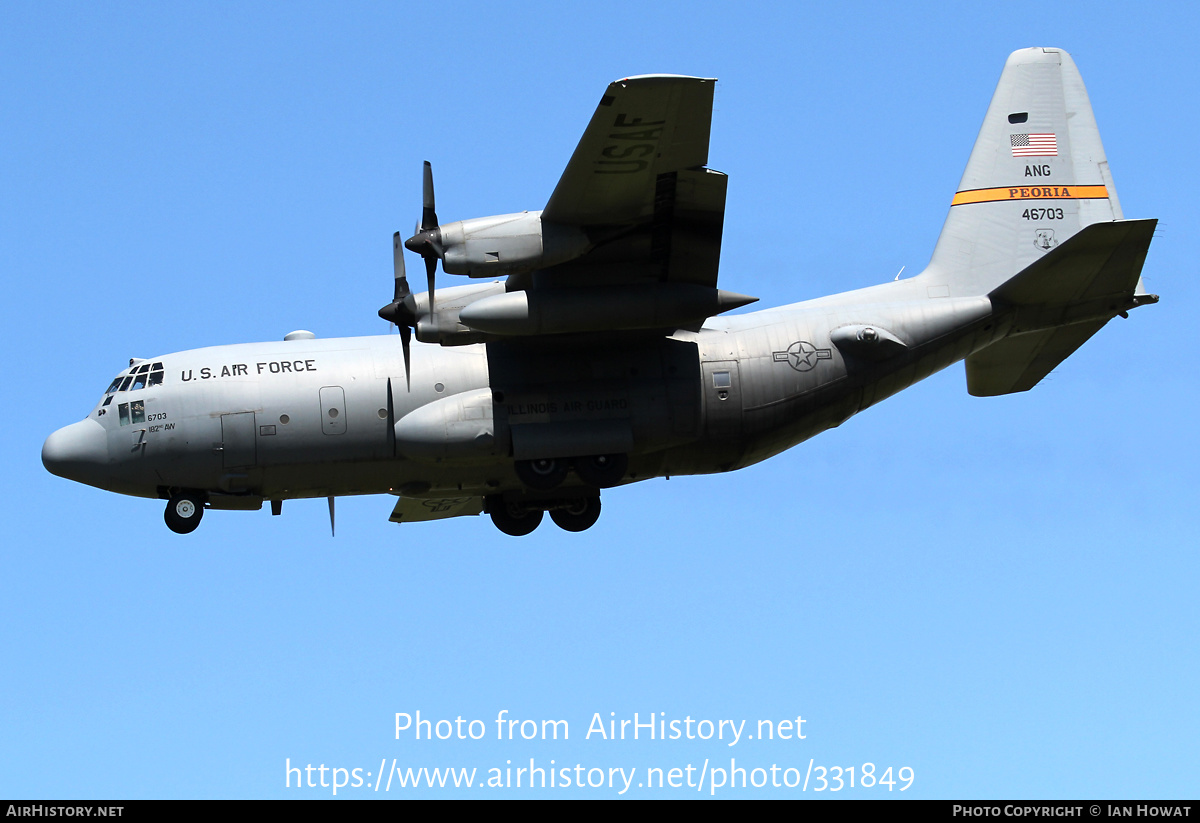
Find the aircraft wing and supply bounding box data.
[544,75,717,226]
[531,75,729,292]
[426,75,753,341]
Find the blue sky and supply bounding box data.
[3,1,1197,798]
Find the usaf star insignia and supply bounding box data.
[773,340,833,372]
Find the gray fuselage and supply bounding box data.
[46,275,1000,512]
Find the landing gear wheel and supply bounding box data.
[164,493,204,534]
[515,458,568,490]
[573,454,628,488]
[489,502,544,537]
[550,496,601,532]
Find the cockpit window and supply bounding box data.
[105,362,164,398]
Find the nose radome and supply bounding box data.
[42,419,109,483]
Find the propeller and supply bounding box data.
[404,160,442,327]
[379,161,445,390]
[377,231,416,389]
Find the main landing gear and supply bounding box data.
[164,492,205,534]
[497,452,621,535]
[485,494,602,536]
[513,453,627,491]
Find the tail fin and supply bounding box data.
[923,47,1126,297]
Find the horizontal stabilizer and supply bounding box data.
[990,218,1156,308]
[967,218,1156,397]
[965,320,1105,396]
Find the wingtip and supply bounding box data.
[614,74,717,86]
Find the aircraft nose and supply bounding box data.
[42,419,109,484]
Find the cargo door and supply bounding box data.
[220,412,257,468]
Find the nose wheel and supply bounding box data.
[164,493,205,534]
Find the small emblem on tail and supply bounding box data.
[1034,229,1058,251]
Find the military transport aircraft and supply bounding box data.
[43,48,1157,536]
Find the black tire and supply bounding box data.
[515,458,568,490]
[164,493,204,534]
[549,496,601,532]
[490,502,544,537]
[573,453,627,488]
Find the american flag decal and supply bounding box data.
[1011,133,1058,156]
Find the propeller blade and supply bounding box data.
[392,231,408,303]
[421,160,438,230]
[380,232,420,327]
[386,378,396,454]
[399,324,412,391]
[424,254,437,324]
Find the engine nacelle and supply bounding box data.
[458,283,758,336]
[438,211,590,277]
[409,281,505,346]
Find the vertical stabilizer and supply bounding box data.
[922,48,1124,296]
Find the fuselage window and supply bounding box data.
[118,403,130,426]
[130,400,145,424]
[102,395,114,406]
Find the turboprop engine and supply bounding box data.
[434,211,592,277]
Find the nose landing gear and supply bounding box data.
[164,492,205,534]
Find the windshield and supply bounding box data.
[102,363,164,397]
